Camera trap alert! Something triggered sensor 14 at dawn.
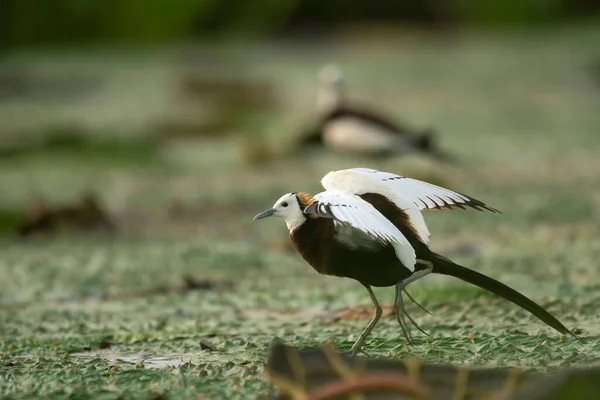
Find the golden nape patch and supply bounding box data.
[295,192,315,209]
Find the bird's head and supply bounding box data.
[319,64,344,87]
[253,192,315,231]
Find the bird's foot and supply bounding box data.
[349,339,369,357]
[340,348,365,358]
[349,345,361,357]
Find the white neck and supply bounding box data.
[286,217,306,233]
[317,85,343,115]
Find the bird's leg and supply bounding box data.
[349,284,382,356]
[403,260,434,287]
[399,260,434,315]
[394,284,429,340]
[393,284,413,343]
[393,260,434,341]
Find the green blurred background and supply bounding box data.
[1,0,599,47]
[1,1,600,398]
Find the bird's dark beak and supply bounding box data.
[253,208,276,220]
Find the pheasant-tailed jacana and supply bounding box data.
[300,65,453,163]
[254,167,575,355]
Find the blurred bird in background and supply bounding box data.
[17,192,114,237]
[299,64,455,163]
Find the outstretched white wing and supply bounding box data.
[322,167,500,213]
[319,169,429,244]
[305,190,416,271]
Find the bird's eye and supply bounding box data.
[282,202,289,207]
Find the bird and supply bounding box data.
[298,64,454,163]
[253,167,575,355]
[17,192,114,237]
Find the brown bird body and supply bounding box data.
[292,194,415,287]
[292,215,409,286]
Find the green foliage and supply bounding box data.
[457,0,564,25]
[2,0,210,45]
[0,209,24,234]
[1,0,300,46]
[1,0,597,47]
[0,127,161,169]
[212,0,299,38]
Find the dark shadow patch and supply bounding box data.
[266,339,600,400]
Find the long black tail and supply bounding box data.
[430,252,576,338]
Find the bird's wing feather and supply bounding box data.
[306,190,416,271]
[321,167,500,213]
[319,169,431,244]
